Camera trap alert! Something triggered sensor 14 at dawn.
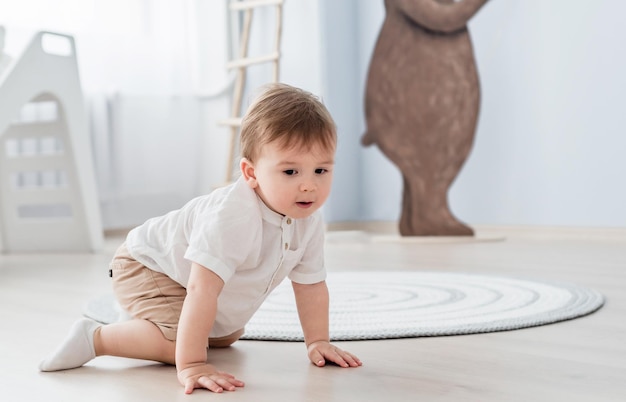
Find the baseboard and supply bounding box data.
[327,221,397,233]
[326,221,626,241]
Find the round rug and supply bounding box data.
[241,271,604,341]
[83,271,605,341]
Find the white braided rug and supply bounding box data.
[84,271,604,341]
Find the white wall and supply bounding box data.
[1,1,328,230]
[322,0,626,228]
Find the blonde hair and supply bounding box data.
[240,83,337,162]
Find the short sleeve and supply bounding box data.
[288,215,326,284]
[184,197,261,283]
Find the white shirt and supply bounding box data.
[125,177,327,337]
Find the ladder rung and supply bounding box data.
[230,0,283,11]
[226,52,280,70]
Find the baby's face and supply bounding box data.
[245,141,335,219]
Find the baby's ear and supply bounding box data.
[240,158,258,188]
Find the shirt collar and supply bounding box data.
[258,196,285,226]
[235,175,290,226]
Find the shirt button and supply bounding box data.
[284,243,289,250]
[286,218,292,224]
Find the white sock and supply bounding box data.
[39,318,100,372]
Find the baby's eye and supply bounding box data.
[283,169,297,176]
[315,168,328,174]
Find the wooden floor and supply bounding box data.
[1,225,625,401]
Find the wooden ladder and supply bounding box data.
[220,0,284,184]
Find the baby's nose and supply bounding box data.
[299,180,315,192]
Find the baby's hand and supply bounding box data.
[307,341,362,368]
[177,363,245,394]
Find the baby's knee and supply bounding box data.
[208,328,244,348]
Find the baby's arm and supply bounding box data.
[292,281,362,368]
[176,263,245,394]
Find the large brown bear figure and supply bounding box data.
[363,0,488,236]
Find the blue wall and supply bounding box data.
[318,0,626,227]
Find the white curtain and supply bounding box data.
[0,0,233,229]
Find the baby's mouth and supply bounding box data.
[296,201,313,208]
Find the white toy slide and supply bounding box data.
[0,29,103,252]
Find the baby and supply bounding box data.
[39,83,362,394]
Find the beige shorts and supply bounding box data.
[109,244,243,345]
